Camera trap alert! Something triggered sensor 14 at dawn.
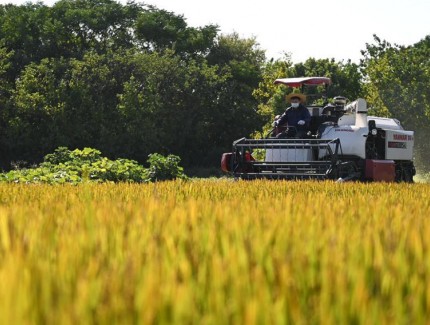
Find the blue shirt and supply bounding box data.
[277,104,311,127]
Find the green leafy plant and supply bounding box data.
[0,147,187,184]
[143,153,188,182]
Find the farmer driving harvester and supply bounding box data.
[273,93,311,138]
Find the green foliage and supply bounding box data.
[0,147,187,184]
[0,1,267,169]
[43,146,74,164]
[361,35,430,171]
[205,33,266,146]
[135,7,218,56]
[253,55,294,130]
[361,35,430,125]
[143,153,187,182]
[0,46,13,95]
[293,58,363,101]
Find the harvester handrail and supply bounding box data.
[233,138,340,150]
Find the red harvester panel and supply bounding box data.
[365,159,396,182]
[221,153,232,172]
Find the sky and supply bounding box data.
[1,0,429,63]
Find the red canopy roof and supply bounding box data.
[274,77,332,88]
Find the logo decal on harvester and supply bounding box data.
[388,141,407,149]
[393,134,414,141]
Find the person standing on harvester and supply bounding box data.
[274,93,311,138]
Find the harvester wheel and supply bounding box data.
[402,168,414,183]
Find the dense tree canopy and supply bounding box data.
[361,35,430,171]
[0,1,428,173]
[0,0,264,168]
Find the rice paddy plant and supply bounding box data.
[0,180,429,324]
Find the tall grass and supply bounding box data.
[0,180,429,324]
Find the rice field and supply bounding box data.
[1,180,430,324]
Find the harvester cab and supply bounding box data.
[221,77,416,182]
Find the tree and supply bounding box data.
[0,2,251,168]
[6,58,65,163]
[0,46,14,166]
[51,0,141,56]
[252,54,295,136]
[361,34,430,172]
[117,50,232,166]
[0,2,52,80]
[293,58,363,101]
[206,33,266,144]
[135,6,218,57]
[7,52,126,163]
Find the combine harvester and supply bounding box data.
[221,77,415,182]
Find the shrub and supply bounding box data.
[0,147,187,184]
[143,153,188,182]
